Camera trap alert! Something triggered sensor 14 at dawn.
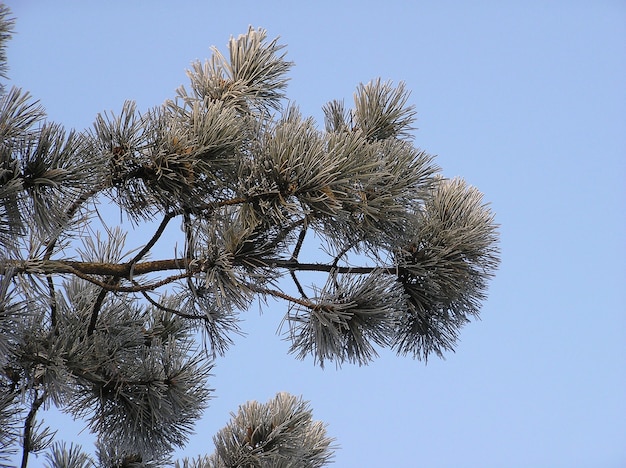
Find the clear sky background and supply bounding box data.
[4,1,625,467]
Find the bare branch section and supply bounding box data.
[0,17,499,467]
[2,257,392,279]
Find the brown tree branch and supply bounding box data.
[2,257,394,281]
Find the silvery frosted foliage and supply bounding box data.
[44,442,95,468]
[393,177,500,360]
[288,272,406,367]
[202,392,335,468]
[0,8,499,467]
[0,5,12,95]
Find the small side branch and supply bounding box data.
[129,212,175,266]
[274,260,390,275]
[42,186,103,328]
[290,224,307,261]
[68,268,192,293]
[183,211,196,293]
[46,276,57,327]
[20,388,47,468]
[331,242,355,270]
[330,242,356,289]
[87,277,118,336]
[248,284,315,310]
[264,217,306,253]
[137,284,207,321]
[290,270,308,300]
[289,223,309,299]
[43,186,103,262]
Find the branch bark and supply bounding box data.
[2,258,394,278]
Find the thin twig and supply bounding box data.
[129,212,175,267]
[273,260,389,275]
[66,267,192,293]
[87,277,118,336]
[43,186,102,262]
[290,270,308,299]
[330,241,356,289]
[248,284,316,310]
[20,388,47,468]
[267,217,306,252]
[43,186,102,328]
[179,195,249,216]
[46,276,57,328]
[290,223,308,261]
[289,222,309,299]
[183,211,195,293]
[331,242,356,270]
[137,284,207,320]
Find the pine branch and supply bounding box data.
[0,18,500,463]
[1,257,392,280]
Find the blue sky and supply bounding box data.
[5,1,626,466]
